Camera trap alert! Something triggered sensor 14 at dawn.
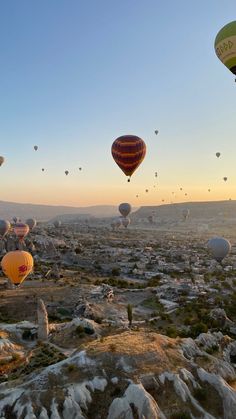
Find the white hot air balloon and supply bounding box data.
[182,208,190,221]
[207,237,231,263]
[121,217,130,228]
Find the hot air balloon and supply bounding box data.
[42,168,45,172]
[119,203,132,217]
[34,145,38,151]
[0,156,5,166]
[145,189,149,193]
[79,167,82,171]
[115,218,122,228]
[207,237,231,263]
[216,152,221,158]
[180,188,183,191]
[111,135,146,182]
[122,217,130,228]
[136,194,139,198]
[26,218,37,231]
[54,220,61,228]
[182,208,190,221]
[0,220,10,239]
[223,177,228,182]
[215,21,236,77]
[155,172,158,178]
[185,193,188,196]
[162,199,165,202]
[208,189,211,192]
[1,250,34,286]
[65,170,69,176]
[14,223,29,242]
[154,130,159,135]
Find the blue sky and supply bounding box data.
[0,0,235,206]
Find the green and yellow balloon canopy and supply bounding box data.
[215,21,236,76]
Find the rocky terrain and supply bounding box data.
[1,210,236,418]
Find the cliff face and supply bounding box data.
[0,329,236,418]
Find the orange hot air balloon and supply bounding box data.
[111,135,146,182]
[14,223,29,242]
[1,251,34,286]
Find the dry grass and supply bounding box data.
[85,330,186,375]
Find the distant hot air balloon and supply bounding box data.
[0,156,5,166]
[111,135,146,182]
[1,250,34,286]
[180,188,183,191]
[216,152,221,158]
[79,167,82,171]
[185,193,188,196]
[155,172,158,178]
[26,218,37,231]
[136,195,139,198]
[122,217,130,228]
[119,203,132,217]
[145,189,149,193]
[54,220,61,228]
[34,146,38,151]
[215,21,236,77]
[208,189,211,192]
[0,220,10,239]
[65,170,69,176]
[182,208,190,221]
[162,199,165,202]
[115,218,122,228]
[207,237,231,263]
[154,130,159,135]
[223,177,228,182]
[14,223,29,242]
[13,217,18,224]
[42,168,45,172]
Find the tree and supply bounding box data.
[127,304,133,327]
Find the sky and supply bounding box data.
[0,0,235,207]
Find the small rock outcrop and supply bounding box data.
[37,299,49,341]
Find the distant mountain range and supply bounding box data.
[0,201,121,221]
[0,199,235,223]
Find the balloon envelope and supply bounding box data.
[34,145,38,151]
[26,218,37,231]
[0,156,5,166]
[216,152,221,158]
[54,220,61,228]
[182,209,190,220]
[0,220,10,238]
[207,237,231,262]
[111,135,146,179]
[14,223,29,241]
[1,250,34,285]
[215,21,236,75]
[121,217,130,228]
[119,203,132,217]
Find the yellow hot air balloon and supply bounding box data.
[1,251,34,286]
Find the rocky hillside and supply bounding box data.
[1,324,236,419]
[132,200,236,220]
[0,201,119,221]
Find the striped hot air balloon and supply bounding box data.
[14,223,29,242]
[215,21,236,77]
[111,135,146,182]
